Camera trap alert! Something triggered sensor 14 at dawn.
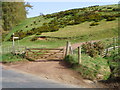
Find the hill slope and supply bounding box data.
[41,19,118,39]
[4,4,119,41]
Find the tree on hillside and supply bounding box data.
[24,2,33,14]
[2,1,32,31]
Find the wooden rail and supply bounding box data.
[25,48,65,61]
[26,48,64,50]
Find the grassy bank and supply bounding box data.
[64,41,119,81]
[0,53,24,63]
[64,54,110,80]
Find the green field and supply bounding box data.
[41,19,118,39]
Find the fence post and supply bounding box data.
[78,46,81,64]
[65,41,70,57]
[118,36,120,54]
[113,37,116,50]
[69,42,73,55]
[105,48,108,57]
[12,33,15,54]
[69,46,73,55]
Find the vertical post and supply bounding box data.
[69,42,73,55]
[78,46,81,64]
[65,41,70,57]
[113,37,116,50]
[69,46,73,55]
[118,36,120,54]
[115,37,116,49]
[12,33,15,54]
[105,48,108,57]
[25,46,27,53]
[18,39,20,52]
[26,49,28,58]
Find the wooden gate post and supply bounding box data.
[69,46,73,55]
[69,42,73,55]
[12,33,15,54]
[78,46,81,64]
[65,41,70,57]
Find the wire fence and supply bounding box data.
[2,45,26,54]
[65,37,119,64]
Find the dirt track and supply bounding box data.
[2,40,108,88]
[3,60,106,88]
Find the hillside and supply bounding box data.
[41,19,118,39]
[2,4,120,88]
[4,4,119,43]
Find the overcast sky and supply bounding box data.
[24,0,119,18]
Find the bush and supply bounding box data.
[26,30,35,35]
[112,8,120,11]
[93,41,105,55]
[105,50,120,79]
[64,55,78,65]
[33,21,36,24]
[25,26,28,28]
[90,22,99,26]
[106,16,116,21]
[67,20,75,25]
[2,53,24,63]
[36,32,41,35]
[13,31,27,40]
[82,41,105,57]
[85,13,102,22]
[115,13,120,17]
[9,30,36,41]
[30,36,38,41]
[107,7,112,9]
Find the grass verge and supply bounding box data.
[64,54,110,80]
[0,53,25,63]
